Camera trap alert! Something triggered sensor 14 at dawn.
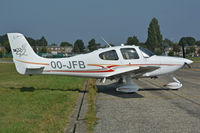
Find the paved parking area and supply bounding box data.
[95,70,200,133]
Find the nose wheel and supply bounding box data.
[164,75,182,90]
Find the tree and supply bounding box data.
[38,36,48,46]
[0,47,6,57]
[50,43,58,46]
[198,49,200,56]
[0,34,10,53]
[3,40,10,53]
[195,41,200,46]
[33,46,37,53]
[88,39,96,51]
[162,38,174,54]
[0,51,2,58]
[125,36,139,45]
[154,48,162,55]
[163,38,173,47]
[189,46,196,55]
[172,43,181,55]
[168,51,174,56]
[0,46,6,57]
[145,18,163,54]
[185,46,195,56]
[41,47,47,53]
[73,40,85,54]
[88,39,100,52]
[73,43,80,53]
[186,48,191,55]
[179,37,196,58]
[60,42,72,47]
[0,34,8,45]
[27,36,48,46]
[137,42,146,48]
[27,37,36,46]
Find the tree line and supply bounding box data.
[1,17,200,57]
[125,18,200,57]
[0,34,101,54]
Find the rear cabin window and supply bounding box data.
[99,50,119,60]
[120,48,139,59]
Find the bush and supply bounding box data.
[168,51,174,56]
[0,51,3,58]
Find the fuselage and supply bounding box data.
[19,45,192,78]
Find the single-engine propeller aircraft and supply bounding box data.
[7,33,193,93]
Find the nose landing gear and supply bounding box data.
[164,75,182,90]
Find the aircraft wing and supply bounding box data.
[133,66,160,77]
[105,66,140,77]
[106,66,160,78]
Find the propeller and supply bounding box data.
[183,62,192,69]
[182,58,193,69]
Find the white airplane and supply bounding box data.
[7,33,193,93]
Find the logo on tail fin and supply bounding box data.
[13,44,27,57]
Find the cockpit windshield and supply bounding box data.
[139,47,155,58]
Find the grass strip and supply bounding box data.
[0,58,12,61]
[0,63,85,133]
[85,79,98,133]
[188,57,200,62]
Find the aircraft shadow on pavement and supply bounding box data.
[97,81,172,98]
[97,82,144,98]
[139,88,171,91]
[9,87,87,93]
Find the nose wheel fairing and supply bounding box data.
[164,75,182,90]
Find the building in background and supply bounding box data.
[32,45,73,58]
[33,46,73,54]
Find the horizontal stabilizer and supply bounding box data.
[25,65,44,74]
[26,65,45,70]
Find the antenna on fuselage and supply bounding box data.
[101,37,112,47]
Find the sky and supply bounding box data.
[1,0,200,46]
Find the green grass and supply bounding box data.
[187,57,200,62]
[0,63,85,133]
[85,79,98,133]
[0,58,12,61]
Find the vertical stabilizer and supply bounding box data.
[7,33,43,74]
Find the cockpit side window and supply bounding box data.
[99,50,119,60]
[120,48,139,60]
[139,47,155,58]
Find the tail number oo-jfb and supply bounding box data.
[50,61,85,69]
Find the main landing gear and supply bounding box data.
[116,75,139,93]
